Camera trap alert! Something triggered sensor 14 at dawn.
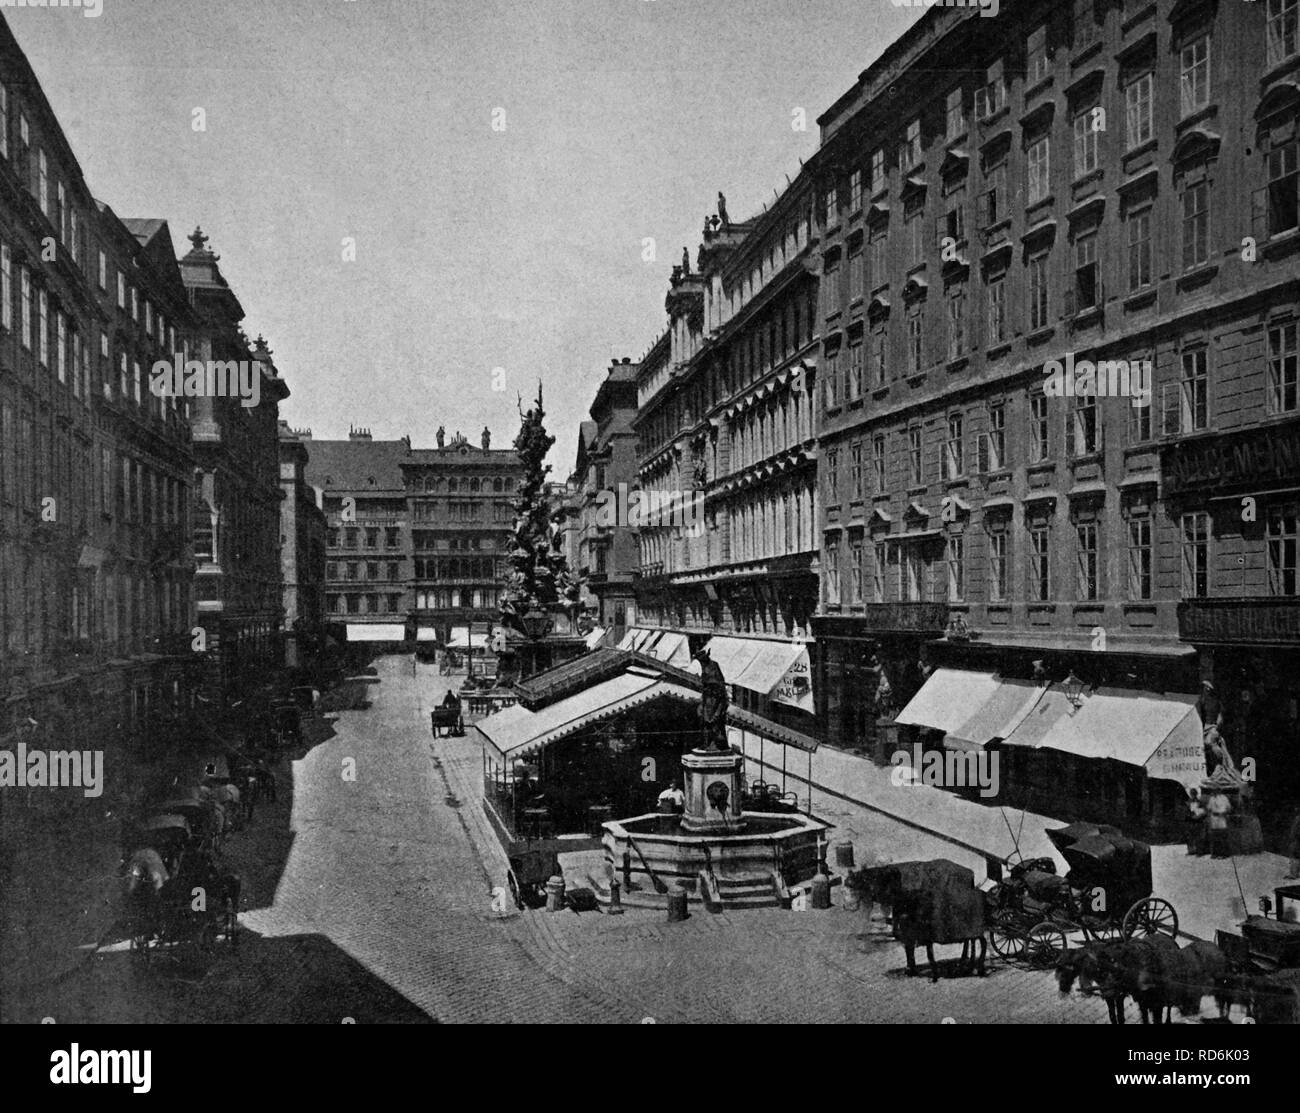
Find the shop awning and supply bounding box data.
[644,631,692,667]
[943,678,1047,751]
[1041,687,1205,790]
[615,628,640,650]
[346,623,407,642]
[478,672,697,763]
[894,668,1001,734]
[1000,686,1077,750]
[703,636,765,685]
[584,626,606,650]
[733,641,807,696]
[447,630,489,649]
[416,628,439,643]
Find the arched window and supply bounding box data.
[470,477,481,492]
[493,478,503,493]
[448,477,458,493]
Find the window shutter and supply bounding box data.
[1251,186,1270,244]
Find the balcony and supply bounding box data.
[858,602,949,633]
[1177,597,1300,646]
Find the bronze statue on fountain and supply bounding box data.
[694,647,729,752]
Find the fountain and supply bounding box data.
[593,648,833,911]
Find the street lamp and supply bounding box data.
[1063,670,1086,709]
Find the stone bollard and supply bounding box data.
[608,878,625,915]
[666,888,688,923]
[842,884,861,912]
[545,875,566,913]
[834,841,855,869]
[810,869,831,910]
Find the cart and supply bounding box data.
[987,823,1178,966]
[506,848,560,911]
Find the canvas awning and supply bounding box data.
[447,630,489,649]
[478,672,697,763]
[644,631,692,667]
[346,623,406,642]
[584,626,606,650]
[943,678,1047,751]
[894,668,1001,734]
[416,628,439,643]
[1041,687,1205,791]
[1001,686,1078,750]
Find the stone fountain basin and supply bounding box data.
[596,811,833,909]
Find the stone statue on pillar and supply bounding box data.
[481,426,491,450]
[694,648,729,752]
[436,425,446,448]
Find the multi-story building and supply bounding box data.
[811,0,1300,837]
[572,357,640,636]
[278,421,326,671]
[181,228,290,701]
[306,427,522,647]
[633,184,821,734]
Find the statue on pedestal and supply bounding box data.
[436,426,446,448]
[481,426,491,450]
[694,648,729,752]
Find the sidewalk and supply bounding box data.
[741,744,1295,944]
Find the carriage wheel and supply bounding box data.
[988,915,1027,961]
[1026,922,1068,967]
[1086,919,1123,944]
[1122,897,1178,939]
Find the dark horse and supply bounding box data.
[1057,935,1182,1023]
[848,861,987,982]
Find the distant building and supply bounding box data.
[305,428,523,647]
[278,422,326,670]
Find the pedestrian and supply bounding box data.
[1186,789,1207,856]
[1206,790,1232,859]
[1285,806,1300,880]
[657,780,685,814]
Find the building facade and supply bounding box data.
[278,421,326,670]
[181,229,290,702]
[811,0,1300,836]
[306,428,522,646]
[572,356,640,636]
[633,185,822,732]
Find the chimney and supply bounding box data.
[349,426,372,442]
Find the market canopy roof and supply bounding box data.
[894,668,1001,734]
[478,671,696,763]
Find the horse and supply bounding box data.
[122,848,169,953]
[1057,942,1128,1024]
[1089,935,1181,1024]
[1166,940,1231,1020]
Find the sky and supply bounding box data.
[10,0,920,471]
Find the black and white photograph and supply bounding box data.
[0,0,1298,1067]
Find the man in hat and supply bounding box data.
[657,779,685,814]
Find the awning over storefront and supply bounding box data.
[584,626,606,650]
[478,672,697,763]
[416,628,439,643]
[447,629,489,649]
[943,678,1046,751]
[642,631,692,667]
[702,636,814,708]
[894,668,1001,734]
[1043,687,1205,791]
[346,623,406,642]
[1000,687,1077,750]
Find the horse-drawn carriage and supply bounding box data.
[1207,882,1300,1023]
[987,824,1178,967]
[506,848,561,911]
[847,859,988,982]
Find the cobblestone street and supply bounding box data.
[10,656,1152,1023]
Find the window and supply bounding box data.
[907,308,924,375]
[946,87,965,141]
[1181,511,1210,597]
[1074,0,1100,51]
[0,243,9,332]
[37,149,48,216]
[872,325,887,387]
[873,434,887,493]
[824,183,838,228]
[1181,180,1210,270]
[1072,394,1099,456]
[986,272,1006,344]
[1073,109,1100,178]
[850,167,863,213]
[1130,371,1153,442]
[1030,393,1050,462]
[905,207,924,269]
[943,199,965,246]
[1027,137,1051,204]
[1076,521,1099,600]
[848,240,864,304]
[19,267,30,350]
[988,526,1009,602]
[1127,208,1153,291]
[984,402,1006,471]
[1266,130,1298,238]
[849,538,864,603]
[947,288,966,362]
[1268,321,1298,414]
[1030,524,1052,601]
[1180,36,1210,118]
[982,161,1007,226]
[37,288,47,367]
[130,286,138,321]
[56,312,66,383]
[1028,251,1050,331]
[944,412,965,479]
[1267,505,1299,596]
[869,148,886,195]
[975,64,1006,121]
[1165,348,1209,434]
[824,252,841,316]
[117,271,126,310]
[873,542,887,602]
[824,346,839,410]
[947,536,965,602]
[1269,0,1299,67]
[1125,73,1153,149]
[868,230,887,289]
[900,118,922,170]
[0,85,6,161]
[826,447,840,503]
[97,250,107,291]
[1027,26,1050,85]
[826,535,842,605]
[1074,232,1099,312]
[848,339,863,399]
[905,543,924,601]
[908,426,923,486]
[850,441,864,500]
[1128,516,1152,600]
